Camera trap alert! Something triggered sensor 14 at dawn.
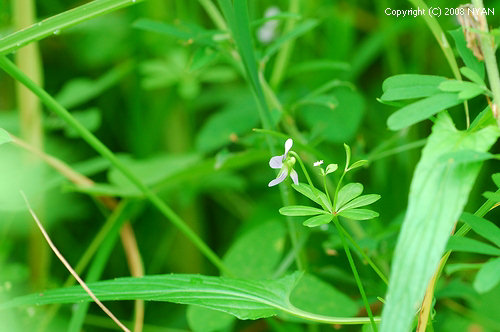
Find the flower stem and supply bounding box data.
[323,175,332,207]
[289,151,316,190]
[333,172,346,212]
[332,216,378,332]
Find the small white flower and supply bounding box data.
[268,138,299,187]
[257,6,281,44]
[314,160,324,167]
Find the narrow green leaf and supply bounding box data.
[387,93,462,130]
[338,194,380,212]
[336,183,363,210]
[445,263,483,275]
[380,113,499,332]
[460,67,485,86]
[303,214,333,227]
[473,257,500,294]
[347,160,368,171]
[460,212,500,247]
[438,80,484,100]
[0,0,144,55]
[483,191,500,202]
[0,128,12,146]
[446,236,500,256]
[344,143,351,168]
[338,209,379,221]
[279,205,328,217]
[449,28,485,80]
[493,173,500,188]
[381,74,446,101]
[263,20,319,61]
[292,183,332,212]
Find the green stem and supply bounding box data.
[197,0,227,31]
[472,0,500,127]
[332,216,378,331]
[0,56,230,276]
[333,172,346,212]
[289,151,316,190]
[336,223,389,285]
[323,175,331,207]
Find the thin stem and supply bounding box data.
[323,175,331,207]
[336,223,389,285]
[333,172,346,212]
[332,216,378,331]
[289,151,316,190]
[197,0,227,31]
[472,0,500,127]
[0,56,230,276]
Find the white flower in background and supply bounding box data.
[268,138,299,187]
[314,160,324,167]
[258,6,281,44]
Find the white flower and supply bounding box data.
[314,160,324,167]
[257,6,281,44]
[268,138,299,187]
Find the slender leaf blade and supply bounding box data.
[446,236,500,256]
[460,212,500,247]
[279,205,328,217]
[338,194,380,212]
[387,93,462,130]
[303,214,333,227]
[338,209,379,221]
[381,74,447,101]
[336,183,363,210]
[292,183,332,212]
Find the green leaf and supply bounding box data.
[474,257,500,294]
[338,194,381,212]
[438,80,484,100]
[292,183,332,212]
[380,113,499,332]
[223,220,286,278]
[133,19,218,46]
[483,191,500,203]
[449,28,485,81]
[0,0,144,55]
[493,173,500,188]
[338,209,379,221]
[263,20,319,61]
[2,273,376,324]
[325,163,338,174]
[279,205,328,217]
[387,93,462,130]
[445,263,483,275]
[303,214,333,227]
[460,67,485,86]
[347,159,368,171]
[0,128,12,146]
[336,183,363,210]
[344,143,351,168]
[381,74,447,101]
[446,236,500,256]
[460,213,500,247]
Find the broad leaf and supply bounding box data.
[460,213,500,247]
[473,257,500,294]
[483,191,500,203]
[338,194,380,212]
[387,93,462,130]
[336,183,363,210]
[380,113,499,332]
[381,74,446,101]
[279,205,328,216]
[303,214,333,227]
[338,209,379,221]
[2,273,376,324]
[446,236,500,256]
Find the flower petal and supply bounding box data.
[268,169,288,187]
[269,155,283,169]
[290,169,299,185]
[284,138,293,156]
